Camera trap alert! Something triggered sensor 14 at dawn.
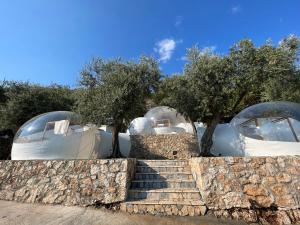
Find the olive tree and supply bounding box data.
[184,48,235,156]
[183,36,300,156]
[75,57,161,158]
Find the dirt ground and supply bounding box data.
[0,200,250,225]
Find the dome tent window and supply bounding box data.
[239,117,299,142]
[155,119,171,128]
[14,111,81,143]
[231,101,300,143]
[11,111,111,160]
[229,101,300,156]
[144,106,187,127]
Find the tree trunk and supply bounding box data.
[111,125,122,158]
[188,117,197,134]
[200,114,221,157]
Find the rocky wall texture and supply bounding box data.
[0,159,136,206]
[190,156,300,224]
[130,134,199,159]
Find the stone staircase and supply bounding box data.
[120,160,206,216]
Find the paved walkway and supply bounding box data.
[0,200,249,225]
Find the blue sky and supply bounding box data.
[0,0,299,87]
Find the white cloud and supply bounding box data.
[154,38,180,63]
[175,16,183,27]
[231,5,241,14]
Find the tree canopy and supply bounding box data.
[155,35,300,156]
[0,81,74,133]
[154,75,198,122]
[75,56,161,157]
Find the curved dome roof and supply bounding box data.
[231,101,300,123]
[14,111,81,143]
[144,106,187,127]
[231,101,300,142]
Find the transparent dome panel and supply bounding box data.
[144,106,187,128]
[231,102,300,142]
[14,111,81,143]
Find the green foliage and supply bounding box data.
[155,35,300,156]
[0,82,6,104]
[261,35,300,103]
[185,48,235,122]
[0,81,75,133]
[75,56,161,157]
[154,75,198,121]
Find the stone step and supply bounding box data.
[134,172,193,180]
[120,201,207,216]
[130,179,196,189]
[127,188,201,200]
[136,166,189,173]
[137,160,188,167]
[122,199,205,206]
[123,159,203,216]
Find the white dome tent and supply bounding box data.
[230,101,300,156]
[195,102,300,156]
[129,106,194,135]
[11,111,112,160]
[197,101,300,157]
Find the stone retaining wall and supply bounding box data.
[1,156,299,224]
[189,156,300,224]
[130,134,199,159]
[0,159,136,206]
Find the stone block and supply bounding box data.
[244,184,269,197]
